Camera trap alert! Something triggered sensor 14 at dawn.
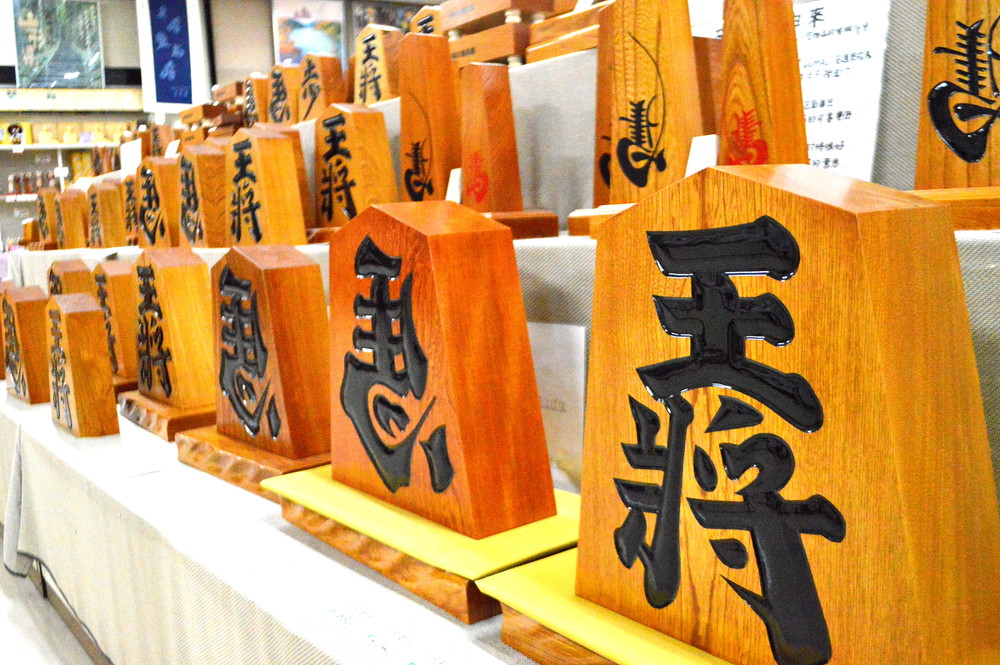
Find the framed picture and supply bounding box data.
[13,0,105,89]
[273,0,346,65]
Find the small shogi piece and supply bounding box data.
[244,74,271,128]
[212,80,245,104]
[55,189,90,249]
[410,6,442,34]
[94,178,129,248]
[150,124,176,157]
[46,294,119,437]
[93,260,139,393]
[298,54,348,122]
[36,188,59,247]
[21,219,39,244]
[179,143,228,247]
[48,259,93,296]
[354,25,403,106]
[2,286,50,404]
[137,157,181,247]
[119,174,140,245]
[268,64,303,124]
[179,103,226,127]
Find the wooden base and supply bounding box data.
[176,426,331,502]
[117,390,215,441]
[280,498,501,623]
[486,210,559,239]
[112,376,138,395]
[526,25,599,64]
[500,605,613,665]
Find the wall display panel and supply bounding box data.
[135,0,212,112]
[13,0,105,89]
[273,0,346,65]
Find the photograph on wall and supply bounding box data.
[350,1,419,35]
[13,0,104,89]
[273,0,345,65]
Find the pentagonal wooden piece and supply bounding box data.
[46,294,119,437]
[55,189,89,249]
[93,179,129,248]
[460,63,522,213]
[298,54,347,122]
[693,36,723,137]
[132,248,214,410]
[2,286,49,404]
[225,127,308,245]
[400,34,461,203]
[716,0,805,166]
[210,245,331,457]
[137,157,181,247]
[36,188,59,245]
[916,1,1000,188]
[150,124,176,157]
[328,201,556,539]
[268,64,302,124]
[354,25,403,106]
[93,260,139,384]
[179,143,227,247]
[119,175,139,245]
[253,122,316,230]
[314,104,397,228]
[608,0,702,203]
[48,259,92,296]
[410,6,441,34]
[179,127,208,147]
[576,165,999,665]
[911,186,1000,229]
[244,74,271,128]
[21,219,39,244]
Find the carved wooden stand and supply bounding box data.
[118,391,215,441]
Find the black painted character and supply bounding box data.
[616,33,667,187]
[319,114,358,221]
[49,310,72,429]
[37,197,49,239]
[55,200,66,247]
[613,216,843,665]
[300,57,322,118]
[89,192,102,247]
[245,81,259,127]
[94,273,119,374]
[140,166,165,244]
[180,157,204,244]
[124,179,138,234]
[404,140,434,201]
[928,17,1000,162]
[269,68,291,123]
[416,14,435,34]
[219,266,280,438]
[48,270,63,295]
[230,138,262,242]
[136,265,172,396]
[3,299,25,397]
[358,34,382,104]
[341,236,454,493]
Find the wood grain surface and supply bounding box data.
[448,23,531,68]
[118,175,139,245]
[48,259,93,296]
[298,54,347,122]
[137,157,181,247]
[530,2,610,44]
[2,286,49,404]
[487,210,559,238]
[409,6,442,34]
[592,2,615,207]
[244,74,271,128]
[500,605,615,665]
[526,25,599,63]
[93,260,138,383]
[150,124,176,157]
[55,189,89,249]
[179,143,228,247]
[268,64,302,124]
[36,188,58,245]
[118,390,215,442]
[95,179,129,248]
[354,25,403,106]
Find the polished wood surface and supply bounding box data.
[400,34,462,203]
[526,25,599,63]
[448,23,530,68]
[693,36,722,136]
[592,2,615,207]
[576,165,999,665]
[179,143,228,247]
[137,157,181,247]
[94,179,129,248]
[36,188,59,245]
[911,186,1000,229]
[354,25,403,106]
[45,294,119,437]
[716,0,805,166]
[298,54,347,122]
[608,0,702,203]
[280,498,501,623]
[253,122,316,230]
[2,286,50,404]
[488,210,559,238]
[21,219,39,244]
[530,1,610,44]
[118,175,139,245]
[410,5,442,34]
[48,259,93,296]
[224,126,308,245]
[244,74,271,128]
[118,390,215,442]
[916,1,1000,188]
[500,605,614,665]
[179,103,225,126]
[55,189,89,249]
[313,103,397,228]
[93,260,139,384]
[268,65,302,124]
[460,63,523,213]
[328,201,555,539]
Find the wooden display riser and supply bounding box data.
[112,376,138,395]
[176,426,330,503]
[487,210,559,239]
[117,390,215,441]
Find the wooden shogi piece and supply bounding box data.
[213,80,245,104]
[441,0,555,35]
[565,165,999,665]
[150,124,176,157]
[86,183,103,248]
[137,157,181,247]
[93,178,129,248]
[693,36,723,136]
[268,64,302,124]
[118,248,215,441]
[48,259,93,296]
[328,201,556,538]
[36,188,59,248]
[607,0,702,204]
[179,127,208,147]
[716,0,805,166]
[252,122,316,230]
[179,143,227,247]
[298,54,348,122]
[46,294,119,437]
[179,103,225,128]
[176,245,331,500]
[448,24,531,68]
[354,25,403,106]
[55,189,89,249]
[119,174,140,245]
[129,130,153,159]
[0,282,8,378]
[93,260,139,395]
[410,6,442,34]
[460,63,558,238]
[345,56,356,103]
[400,33,462,203]
[911,186,1000,229]
[313,104,397,228]
[916,1,1000,188]
[21,219,39,244]
[244,74,271,128]
[225,126,308,245]
[2,286,49,404]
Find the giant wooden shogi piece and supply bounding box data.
[87,179,128,248]
[93,260,139,395]
[244,74,270,128]
[410,5,442,34]
[118,249,216,441]
[478,165,1000,665]
[264,201,579,624]
[2,286,50,404]
[716,0,806,166]
[354,25,403,106]
[313,104,396,229]
[48,259,93,296]
[916,1,1000,188]
[119,174,140,245]
[399,33,461,204]
[267,64,303,124]
[55,189,90,249]
[298,53,347,122]
[46,294,119,437]
[35,188,59,250]
[176,245,331,500]
[137,157,181,247]
[460,63,558,238]
[179,142,227,247]
[225,127,308,245]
